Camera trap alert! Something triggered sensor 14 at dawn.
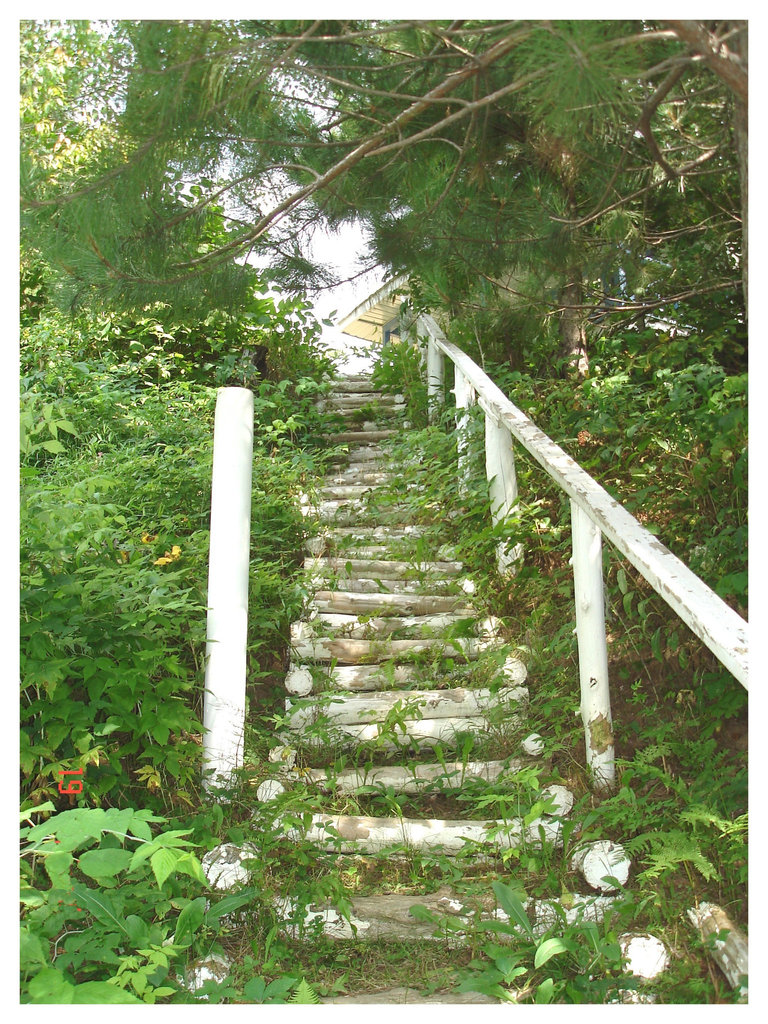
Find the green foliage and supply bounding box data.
[371,334,428,427]
[455,881,629,1003]
[20,292,333,812]
[20,803,208,1004]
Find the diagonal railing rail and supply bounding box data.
[413,312,748,791]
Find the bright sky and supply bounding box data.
[302,219,388,373]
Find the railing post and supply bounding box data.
[454,367,476,492]
[484,413,523,576]
[570,500,615,791]
[203,387,254,791]
[426,336,445,422]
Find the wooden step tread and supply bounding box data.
[292,635,504,664]
[329,380,380,393]
[278,799,571,854]
[274,889,616,943]
[300,757,532,794]
[311,591,472,616]
[325,471,391,485]
[326,430,397,443]
[327,526,427,539]
[305,556,463,578]
[281,713,519,749]
[293,612,480,641]
[285,684,528,726]
[307,576,462,597]
[320,987,498,1004]
[297,656,527,693]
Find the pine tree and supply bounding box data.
[21,19,746,371]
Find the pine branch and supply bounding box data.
[665,21,747,104]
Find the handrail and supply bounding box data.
[414,313,748,789]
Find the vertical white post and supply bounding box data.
[454,367,476,492]
[571,500,615,791]
[484,413,523,576]
[426,336,445,422]
[203,387,254,790]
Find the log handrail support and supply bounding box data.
[202,387,254,791]
[414,312,748,791]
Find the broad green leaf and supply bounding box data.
[205,888,259,923]
[27,967,75,1003]
[78,847,133,879]
[535,977,555,1003]
[265,976,298,1000]
[70,885,129,935]
[243,977,267,1001]
[72,982,143,1003]
[534,936,571,969]
[20,926,48,967]
[124,914,150,948]
[40,439,65,453]
[172,851,207,885]
[174,896,207,947]
[491,881,533,938]
[127,816,154,843]
[20,801,56,824]
[42,851,73,889]
[151,847,180,889]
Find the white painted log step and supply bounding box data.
[328,380,386,393]
[306,610,480,637]
[285,684,528,727]
[300,758,534,794]
[292,635,504,665]
[326,405,405,419]
[319,484,381,500]
[311,590,472,616]
[321,392,402,404]
[343,446,387,462]
[305,556,464,578]
[326,470,391,485]
[324,662,417,690]
[313,501,415,525]
[280,713,521,749]
[319,393,403,407]
[294,612,480,642]
[279,806,567,855]
[328,525,428,540]
[326,430,397,443]
[320,988,497,1004]
[308,575,462,596]
[272,888,616,944]
[318,655,527,692]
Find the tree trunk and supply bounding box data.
[559,271,589,377]
[729,22,748,312]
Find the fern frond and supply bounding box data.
[627,829,718,882]
[290,978,319,1004]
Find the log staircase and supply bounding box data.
[243,370,620,1001]
[197,357,747,1002]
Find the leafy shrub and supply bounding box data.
[20,802,208,1003]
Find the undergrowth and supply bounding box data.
[20,301,747,1004]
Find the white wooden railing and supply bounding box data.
[413,313,748,791]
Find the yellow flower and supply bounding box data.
[141,532,157,543]
[153,545,182,566]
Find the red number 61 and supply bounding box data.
[58,768,83,795]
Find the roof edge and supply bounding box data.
[337,274,409,333]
